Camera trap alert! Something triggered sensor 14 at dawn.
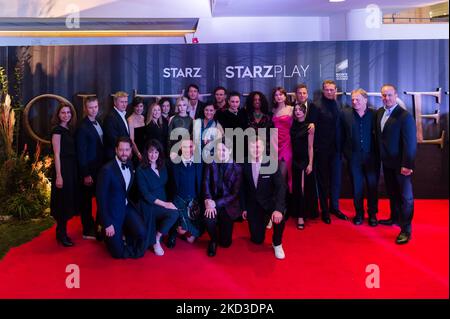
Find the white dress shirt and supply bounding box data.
[381,104,397,132]
[115,156,131,204]
[114,107,129,134]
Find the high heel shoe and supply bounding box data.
[297,218,305,230]
[56,235,74,247]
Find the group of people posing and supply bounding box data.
[49,80,417,260]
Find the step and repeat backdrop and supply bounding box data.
[1,39,449,197]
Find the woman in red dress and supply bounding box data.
[271,87,293,195]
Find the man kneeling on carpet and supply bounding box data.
[96,136,147,258]
[241,136,287,260]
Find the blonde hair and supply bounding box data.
[146,102,163,126]
[175,96,189,113]
[351,88,368,100]
[113,91,129,103]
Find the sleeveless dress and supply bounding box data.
[50,125,79,221]
[271,114,293,192]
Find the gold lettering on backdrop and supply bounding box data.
[404,88,445,149]
[23,94,77,144]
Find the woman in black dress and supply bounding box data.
[245,91,273,156]
[145,102,169,155]
[50,103,79,246]
[290,104,317,229]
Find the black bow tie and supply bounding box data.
[121,163,129,170]
[91,120,98,125]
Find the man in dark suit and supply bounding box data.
[186,84,206,119]
[103,91,130,161]
[203,140,243,257]
[241,137,286,259]
[314,80,348,224]
[76,96,104,240]
[96,137,147,258]
[341,89,380,226]
[375,84,417,244]
[166,138,203,248]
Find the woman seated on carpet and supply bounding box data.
[136,139,179,256]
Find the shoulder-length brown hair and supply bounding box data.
[51,103,75,131]
[272,86,290,109]
[141,139,165,170]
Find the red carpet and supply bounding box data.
[0,199,448,299]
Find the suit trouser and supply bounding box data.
[80,182,98,233]
[348,153,379,217]
[383,166,414,233]
[248,203,285,246]
[315,151,342,216]
[152,205,179,235]
[205,207,234,247]
[105,204,147,259]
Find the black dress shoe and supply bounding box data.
[166,236,176,248]
[57,236,74,247]
[352,216,363,225]
[396,232,411,244]
[322,217,331,224]
[207,241,217,257]
[331,210,349,221]
[83,229,97,240]
[368,216,378,227]
[379,218,398,226]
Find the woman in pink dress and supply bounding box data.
[271,87,293,194]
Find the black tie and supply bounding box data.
[91,120,98,125]
[121,163,129,170]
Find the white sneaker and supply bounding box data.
[153,242,165,256]
[266,220,273,229]
[273,244,285,259]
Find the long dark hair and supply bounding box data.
[141,139,165,170]
[245,91,269,115]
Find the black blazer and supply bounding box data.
[241,161,286,214]
[375,106,417,170]
[313,96,343,154]
[193,100,207,119]
[76,117,104,178]
[96,159,135,228]
[103,109,130,160]
[203,162,243,220]
[340,107,378,161]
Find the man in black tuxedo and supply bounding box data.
[76,96,104,240]
[104,91,130,161]
[96,137,147,258]
[186,84,206,119]
[375,84,417,244]
[241,137,286,259]
[313,80,348,224]
[341,89,380,226]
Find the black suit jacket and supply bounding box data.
[76,117,104,178]
[375,106,417,170]
[313,96,343,154]
[241,161,286,214]
[340,107,378,161]
[96,159,135,228]
[192,100,207,119]
[203,162,243,220]
[103,109,130,160]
